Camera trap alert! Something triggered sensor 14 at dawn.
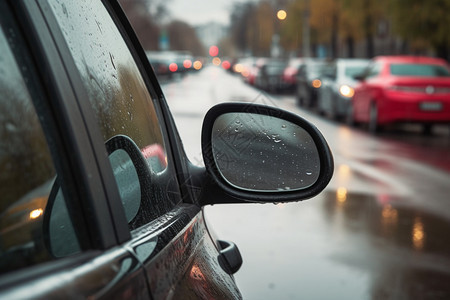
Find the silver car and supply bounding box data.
[317,58,370,120]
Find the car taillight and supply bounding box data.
[233,63,244,73]
[339,85,355,98]
[169,63,178,72]
[193,60,203,70]
[183,59,192,69]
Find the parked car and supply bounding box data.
[295,59,328,109]
[146,51,173,79]
[243,57,267,86]
[232,57,255,79]
[317,58,370,119]
[281,58,304,92]
[0,0,333,299]
[146,51,196,79]
[254,59,288,93]
[350,56,450,133]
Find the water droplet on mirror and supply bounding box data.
[306,171,312,176]
[281,124,287,130]
[235,128,239,132]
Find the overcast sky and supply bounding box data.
[166,0,233,26]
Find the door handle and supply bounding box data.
[218,240,243,275]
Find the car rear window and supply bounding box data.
[266,64,286,74]
[390,64,450,77]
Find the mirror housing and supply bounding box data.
[200,103,333,204]
[353,73,366,81]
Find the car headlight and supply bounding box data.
[339,85,355,98]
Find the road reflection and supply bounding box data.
[322,190,450,299]
[368,124,450,173]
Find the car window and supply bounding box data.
[390,63,450,77]
[307,62,327,78]
[0,23,79,275]
[48,0,181,230]
[323,63,336,79]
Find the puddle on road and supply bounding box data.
[321,190,450,299]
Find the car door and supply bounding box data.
[0,1,150,298]
[39,0,242,299]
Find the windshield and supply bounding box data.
[308,62,327,77]
[390,63,450,77]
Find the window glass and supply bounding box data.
[307,61,327,78]
[390,63,450,77]
[0,25,79,275]
[48,0,181,229]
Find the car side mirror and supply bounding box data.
[201,103,333,203]
[43,135,161,257]
[353,73,366,81]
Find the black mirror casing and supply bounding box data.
[353,73,366,81]
[199,103,334,204]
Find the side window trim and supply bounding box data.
[36,0,131,244]
[38,0,185,239]
[17,0,123,248]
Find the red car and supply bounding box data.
[350,56,450,133]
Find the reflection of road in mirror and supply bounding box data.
[212,112,320,192]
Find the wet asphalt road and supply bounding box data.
[162,66,450,300]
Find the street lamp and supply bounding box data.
[277,9,287,21]
[272,9,287,58]
[303,0,311,57]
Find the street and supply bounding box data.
[162,66,450,300]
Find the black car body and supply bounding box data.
[254,59,288,93]
[0,0,333,298]
[295,59,328,109]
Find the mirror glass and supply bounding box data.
[109,149,141,223]
[212,113,320,192]
[48,187,80,258]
